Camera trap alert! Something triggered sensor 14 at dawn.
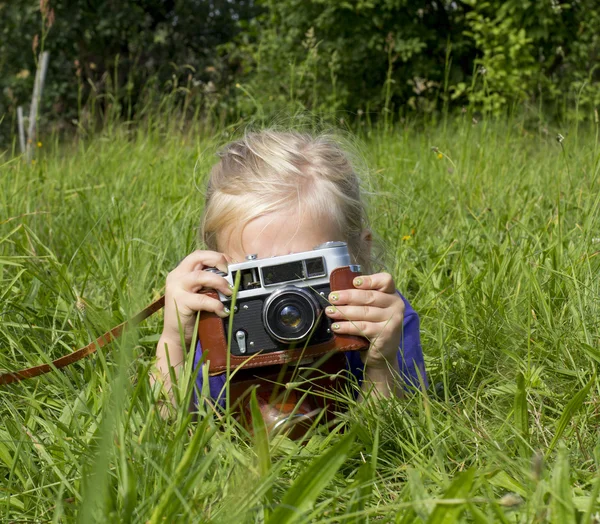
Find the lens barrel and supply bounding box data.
[262,286,321,343]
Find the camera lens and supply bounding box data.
[263,287,321,343]
[280,305,302,328]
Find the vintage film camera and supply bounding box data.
[198,241,369,376]
[202,241,360,357]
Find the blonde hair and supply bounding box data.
[201,129,373,271]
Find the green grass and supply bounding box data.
[1,115,600,522]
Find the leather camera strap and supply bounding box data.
[0,296,166,386]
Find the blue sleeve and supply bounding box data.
[193,341,227,408]
[345,292,428,390]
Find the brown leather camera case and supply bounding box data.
[197,265,369,375]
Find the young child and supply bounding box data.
[153,130,427,408]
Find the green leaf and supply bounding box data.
[267,431,356,524]
[250,388,273,519]
[407,467,431,520]
[345,425,378,522]
[149,416,216,524]
[547,374,595,456]
[514,372,529,457]
[582,442,600,523]
[396,508,418,524]
[426,468,475,524]
[0,257,24,267]
[344,462,373,523]
[467,502,489,524]
[580,343,600,365]
[550,447,576,524]
[487,470,527,498]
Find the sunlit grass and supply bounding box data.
[1,115,599,522]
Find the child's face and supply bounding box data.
[218,210,342,263]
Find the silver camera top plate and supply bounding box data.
[217,241,352,301]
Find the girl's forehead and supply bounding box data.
[217,210,342,262]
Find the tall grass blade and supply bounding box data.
[547,374,595,456]
[149,415,217,523]
[582,442,600,524]
[250,387,273,520]
[345,424,379,522]
[550,447,576,523]
[425,468,475,524]
[514,372,529,458]
[266,430,356,524]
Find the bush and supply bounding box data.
[0,0,260,143]
[2,0,600,145]
[227,0,474,117]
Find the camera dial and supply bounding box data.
[262,286,322,343]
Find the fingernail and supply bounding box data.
[331,323,340,330]
[228,283,235,290]
[326,306,335,315]
[353,278,363,287]
[218,308,230,318]
[330,293,339,302]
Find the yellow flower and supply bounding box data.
[437,153,443,160]
[402,235,411,241]
[37,141,42,148]
[236,83,241,88]
[31,159,36,165]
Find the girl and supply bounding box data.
[153,130,427,409]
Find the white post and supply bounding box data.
[17,106,26,154]
[26,51,50,162]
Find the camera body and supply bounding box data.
[204,241,359,357]
[197,241,369,437]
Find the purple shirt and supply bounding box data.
[192,292,427,404]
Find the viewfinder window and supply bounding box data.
[305,257,326,278]
[262,261,304,286]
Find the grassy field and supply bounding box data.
[1,115,600,522]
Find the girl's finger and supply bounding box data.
[329,320,379,339]
[328,288,396,308]
[179,292,230,318]
[176,250,229,274]
[325,304,393,323]
[352,272,395,293]
[178,270,233,296]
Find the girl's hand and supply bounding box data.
[162,250,232,345]
[325,273,404,369]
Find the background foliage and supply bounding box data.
[0,0,260,142]
[2,0,600,145]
